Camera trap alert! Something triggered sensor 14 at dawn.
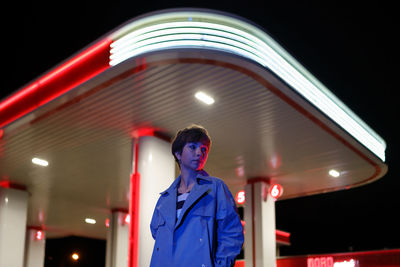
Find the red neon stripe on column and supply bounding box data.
[0,38,112,128]
[128,142,140,267]
[251,183,256,267]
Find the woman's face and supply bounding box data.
[176,142,209,171]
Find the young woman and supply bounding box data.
[150,125,244,267]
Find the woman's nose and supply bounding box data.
[195,147,202,156]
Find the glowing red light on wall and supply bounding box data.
[235,190,245,204]
[269,184,283,200]
[35,230,44,241]
[105,218,110,228]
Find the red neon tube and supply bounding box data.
[128,141,141,267]
[0,38,112,128]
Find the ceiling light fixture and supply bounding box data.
[195,91,214,105]
[32,158,49,167]
[329,169,340,178]
[85,218,96,224]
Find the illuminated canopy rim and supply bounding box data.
[108,8,386,162]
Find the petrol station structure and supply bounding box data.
[0,9,389,267]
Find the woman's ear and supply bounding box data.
[175,152,181,161]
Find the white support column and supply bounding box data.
[136,135,175,267]
[105,210,129,267]
[0,186,29,267]
[244,179,276,267]
[24,228,45,267]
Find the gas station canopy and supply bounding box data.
[0,9,387,239]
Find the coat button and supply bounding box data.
[199,238,203,242]
[202,264,205,267]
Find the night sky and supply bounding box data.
[1,0,398,263]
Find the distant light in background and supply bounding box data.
[329,169,341,178]
[72,253,79,261]
[32,157,49,167]
[85,218,96,224]
[105,218,110,228]
[195,91,215,105]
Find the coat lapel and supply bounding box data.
[175,176,212,228]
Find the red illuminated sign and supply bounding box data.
[307,257,334,267]
[269,184,283,199]
[35,230,44,241]
[235,190,245,204]
[307,257,357,267]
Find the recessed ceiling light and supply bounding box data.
[85,218,96,224]
[329,169,340,178]
[195,91,215,105]
[32,158,49,167]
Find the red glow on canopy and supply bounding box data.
[132,127,156,138]
[0,38,111,128]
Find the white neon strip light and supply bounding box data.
[109,13,386,161]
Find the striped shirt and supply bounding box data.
[176,191,190,219]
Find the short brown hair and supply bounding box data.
[171,124,211,165]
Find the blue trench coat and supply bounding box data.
[150,171,244,267]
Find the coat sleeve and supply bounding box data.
[150,205,159,239]
[215,181,244,267]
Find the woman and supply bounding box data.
[150,124,244,267]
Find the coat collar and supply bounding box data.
[160,169,210,195]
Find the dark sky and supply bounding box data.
[2,0,398,257]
